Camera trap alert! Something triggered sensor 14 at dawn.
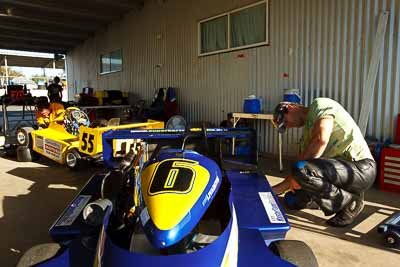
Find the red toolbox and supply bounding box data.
[380,146,400,193]
[396,114,400,144]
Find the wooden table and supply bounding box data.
[232,112,283,171]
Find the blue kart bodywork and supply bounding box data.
[378,211,400,247]
[33,128,296,267]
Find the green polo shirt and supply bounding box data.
[300,98,374,161]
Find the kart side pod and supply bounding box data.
[139,149,222,248]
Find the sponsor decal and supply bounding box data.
[35,136,43,150]
[202,175,220,206]
[55,195,91,226]
[259,192,286,223]
[113,138,142,157]
[44,139,62,161]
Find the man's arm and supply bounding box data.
[272,116,334,195]
[298,116,334,160]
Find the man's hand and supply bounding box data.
[272,176,301,195]
[299,116,334,160]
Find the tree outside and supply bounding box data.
[0,66,23,79]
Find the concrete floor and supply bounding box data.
[262,155,400,267]
[0,154,399,266]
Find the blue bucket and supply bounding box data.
[243,97,262,113]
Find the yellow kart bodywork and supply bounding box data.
[77,120,164,156]
[30,120,164,165]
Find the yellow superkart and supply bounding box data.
[16,107,163,169]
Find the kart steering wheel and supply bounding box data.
[64,108,90,135]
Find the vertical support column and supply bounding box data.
[4,55,8,90]
[279,132,283,172]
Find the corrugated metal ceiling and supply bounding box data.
[0,0,144,53]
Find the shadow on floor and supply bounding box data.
[0,163,97,267]
[282,195,400,254]
[259,155,400,255]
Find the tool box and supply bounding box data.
[379,146,400,193]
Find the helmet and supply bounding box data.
[272,102,289,133]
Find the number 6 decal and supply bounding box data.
[148,159,198,195]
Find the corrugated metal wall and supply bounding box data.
[67,0,400,155]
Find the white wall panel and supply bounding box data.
[67,0,400,155]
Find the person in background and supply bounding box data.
[272,98,377,227]
[47,76,63,103]
[36,98,51,128]
[35,97,65,127]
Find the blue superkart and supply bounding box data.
[17,127,318,267]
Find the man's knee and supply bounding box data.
[292,160,310,184]
[292,160,326,192]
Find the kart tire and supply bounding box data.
[16,243,62,267]
[17,146,36,162]
[385,231,400,247]
[269,240,318,267]
[16,127,34,147]
[65,149,82,170]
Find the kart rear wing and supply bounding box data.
[102,127,256,169]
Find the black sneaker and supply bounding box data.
[326,193,364,227]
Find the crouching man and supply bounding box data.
[272,98,376,227]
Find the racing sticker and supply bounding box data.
[35,136,44,150]
[44,139,62,161]
[55,195,92,227]
[259,192,286,224]
[113,138,142,157]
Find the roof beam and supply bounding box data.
[81,0,138,10]
[0,42,67,54]
[0,34,79,47]
[0,38,71,53]
[0,11,102,31]
[0,20,90,39]
[0,26,86,42]
[0,0,116,21]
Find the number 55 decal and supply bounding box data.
[81,133,95,153]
